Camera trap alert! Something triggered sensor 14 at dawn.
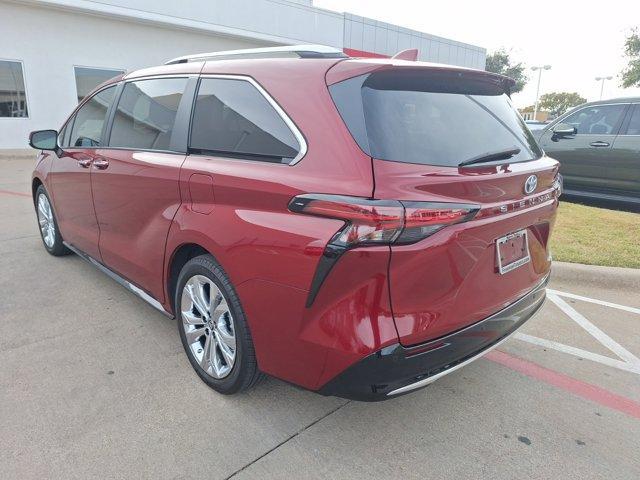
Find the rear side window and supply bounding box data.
[109,78,189,151]
[562,104,627,135]
[69,85,116,147]
[330,70,543,167]
[189,78,300,163]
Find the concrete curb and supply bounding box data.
[552,261,640,290]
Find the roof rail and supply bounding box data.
[165,44,347,65]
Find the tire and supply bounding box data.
[35,185,71,256]
[175,254,262,394]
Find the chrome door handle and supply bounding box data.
[93,158,109,170]
[77,158,92,168]
[589,141,609,147]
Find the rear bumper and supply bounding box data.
[318,274,549,401]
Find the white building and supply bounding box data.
[0,0,486,150]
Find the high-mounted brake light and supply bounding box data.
[288,194,479,307]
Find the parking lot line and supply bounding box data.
[547,292,640,366]
[514,332,640,375]
[0,189,30,197]
[486,350,640,420]
[548,288,640,316]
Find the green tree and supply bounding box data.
[620,28,640,88]
[539,92,586,117]
[485,49,528,93]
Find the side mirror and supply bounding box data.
[29,129,59,151]
[552,123,577,137]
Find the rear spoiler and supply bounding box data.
[326,59,517,96]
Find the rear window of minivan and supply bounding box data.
[329,69,543,167]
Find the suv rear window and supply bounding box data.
[330,69,542,167]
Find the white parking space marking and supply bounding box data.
[514,333,640,375]
[548,288,640,316]
[514,289,640,375]
[547,292,640,366]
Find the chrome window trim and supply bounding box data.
[197,74,307,166]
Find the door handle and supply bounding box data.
[77,158,92,168]
[93,158,109,170]
[589,141,610,147]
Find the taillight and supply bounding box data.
[398,202,479,244]
[288,194,479,247]
[289,194,479,307]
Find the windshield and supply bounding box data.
[330,69,542,167]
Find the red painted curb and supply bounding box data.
[0,189,30,198]
[487,350,640,420]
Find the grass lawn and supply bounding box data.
[550,201,640,269]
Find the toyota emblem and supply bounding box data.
[524,175,538,194]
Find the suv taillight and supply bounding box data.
[289,194,479,248]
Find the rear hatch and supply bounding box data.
[328,62,559,346]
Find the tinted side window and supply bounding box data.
[109,78,188,151]
[562,104,627,135]
[69,86,116,147]
[190,78,300,163]
[624,106,640,135]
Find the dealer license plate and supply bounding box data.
[496,230,530,274]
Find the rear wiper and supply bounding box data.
[458,147,521,167]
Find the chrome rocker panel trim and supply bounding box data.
[63,242,173,318]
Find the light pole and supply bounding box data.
[595,76,613,100]
[532,65,551,121]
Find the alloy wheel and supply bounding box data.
[181,275,237,379]
[37,193,56,248]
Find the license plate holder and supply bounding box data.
[496,230,530,274]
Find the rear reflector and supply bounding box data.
[289,194,479,247]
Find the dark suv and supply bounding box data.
[29,45,559,401]
[536,98,640,205]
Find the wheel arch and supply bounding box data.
[32,177,44,205]
[166,243,211,314]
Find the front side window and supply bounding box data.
[624,105,640,135]
[69,85,116,148]
[74,66,124,103]
[109,78,188,151]
[330,69,542,167]
[562,104,627,135]
[189,78,300,163]
[0,60,28,118]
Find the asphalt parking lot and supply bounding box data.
[1,155,639,479]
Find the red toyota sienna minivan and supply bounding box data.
[29,45,559,400]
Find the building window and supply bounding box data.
[0,60,28,118]
[74,66,124,103]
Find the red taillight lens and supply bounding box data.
[289,195,404,247]
[397,202,479,244]
[289,195,479,247]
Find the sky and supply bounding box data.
[313,0,640,108]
